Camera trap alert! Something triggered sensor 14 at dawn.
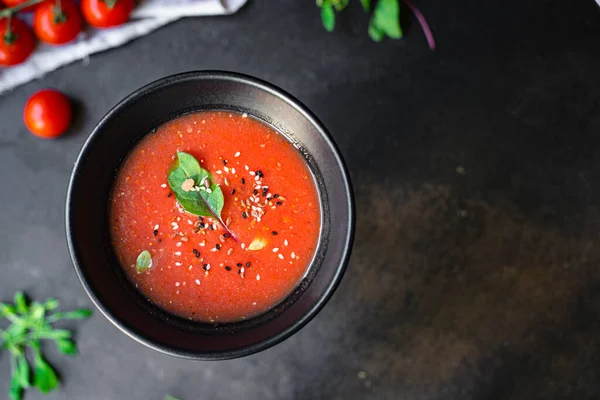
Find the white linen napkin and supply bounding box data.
[0,0,248,95]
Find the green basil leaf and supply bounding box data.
[361,0,371,11]
[136,250,153,274]
[321,5,335,32]
[43,298,59,311]
[56,339,78,355]
[14,293,28,314]
[370,0,402,39]
[15,354,31,388]
[168,152,223,217]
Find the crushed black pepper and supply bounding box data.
[153,230,158,236]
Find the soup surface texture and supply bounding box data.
[110,111,320,322]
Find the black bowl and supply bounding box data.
[66,71,354,360]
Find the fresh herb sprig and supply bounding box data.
[168,152,238,241]
[317,0,436,49]
[0,292,92,400]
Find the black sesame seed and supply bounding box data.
[271,231,278,235]
[276,201,283,205]
[153,230,158,236]
[241,178,245,184]
[246,262,251,267]
[203,264,209,270]
[231,189,236,195]
[222,159,227,166]
[242,212,247,219]
[267,196,272,201]
[167,192,173,197]
[223,233,231,238]
[256,170,264,177]
[216,244,221,250]
[253,189,258,195]
[158,239,162,243]
[225,266,232,271]
[199,222,205,228]
[237,263,242,267]
[273,194,279,198]
[237,269,241,274]
[209,225,215,230]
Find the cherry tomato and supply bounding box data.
[0,17,35,66]
[23,89,72,138]
[33,0,82,45]
[2,0,40,12]
[81,0,134,28]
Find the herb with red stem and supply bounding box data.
[317,0,436,50]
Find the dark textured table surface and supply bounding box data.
[1,1,600,399]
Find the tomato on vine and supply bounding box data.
[33,0,83,45]
[2,0,40,12]
[81,0,134,28]
[0,17,35,66]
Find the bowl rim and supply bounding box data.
[66,70,355,359]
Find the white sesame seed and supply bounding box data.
[224,177,229,186]
[255,185,262,190]
[216,170,222,174]
[175,251,181,256]
[228,248,233,255]
[252,302,257,306]
[154,224,159,230]
[210,248,217,252]
[241,267,245,273]
[291,252,296,259]
[262,186,269,189]
[171,222,179,230]
[272,248,279,252]
[235,151,241,157]
[161,184,167,188]
[278,254,284,260]
[188,265,193,270]
[195,279,201,285]
[199,241,206,247]
[255,176,260,181]
[187,219,193,225]
[176,242,182,247]
[241,243,246,249]
[256,274,260,281]
[176,282,180,287]
[175,262,182,266]
[224,166,229,173]
[242,113,248,118]
[284,240,288,246]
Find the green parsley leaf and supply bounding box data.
[14,354,30,388]
[361,0,371,11]
[9,373,23,400]
[135,250,153,274]
[50,309,92,321]
[56,339,78,355]
[13,293,27,315]
[32,348,59,394]
[321,5,335,32]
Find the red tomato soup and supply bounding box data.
[110,111,321,322]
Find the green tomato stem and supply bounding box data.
[0,0,45,18]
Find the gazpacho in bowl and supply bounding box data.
[111,111,321,322]
[66,71,353,359]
